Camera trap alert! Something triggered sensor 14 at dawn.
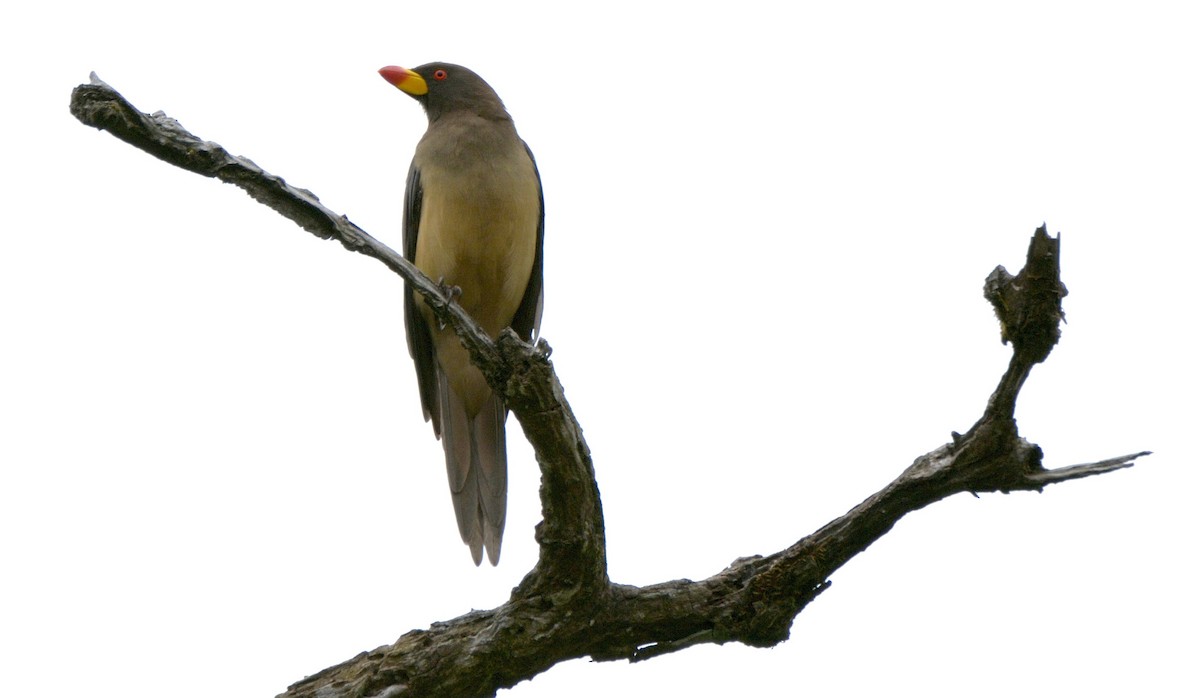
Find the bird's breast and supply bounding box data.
[413,135,540,337]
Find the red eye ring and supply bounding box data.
[433,69,448,81]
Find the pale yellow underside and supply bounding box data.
[412,140,540,417]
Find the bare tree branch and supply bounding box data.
[70,74,1150,698]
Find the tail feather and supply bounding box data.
[437,369,508,566]
[438,369,483,565]
[472,394,508,566]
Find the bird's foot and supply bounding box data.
[434,276,463,303]
[434,277,462,330]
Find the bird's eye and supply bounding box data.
[433,69,448,81]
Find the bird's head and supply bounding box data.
[379,62,510,123]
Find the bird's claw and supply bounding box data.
[434,277,462,330]
[434,276,463,302]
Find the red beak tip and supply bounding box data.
[379,65,406,85]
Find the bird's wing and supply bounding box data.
[402,162,442,436]
[509,142,545,342]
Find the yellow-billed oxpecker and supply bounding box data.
[379,63,544,565]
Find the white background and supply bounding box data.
[3,2,1197,696]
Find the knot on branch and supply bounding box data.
[984,225,1068,365]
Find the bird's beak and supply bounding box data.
[379,66,428,96]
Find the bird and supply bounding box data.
[379,63,544,565]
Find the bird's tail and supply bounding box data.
[439,374,508,565]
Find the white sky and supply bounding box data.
[3,2,1197,696]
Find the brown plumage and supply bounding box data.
[380,62,544,565]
